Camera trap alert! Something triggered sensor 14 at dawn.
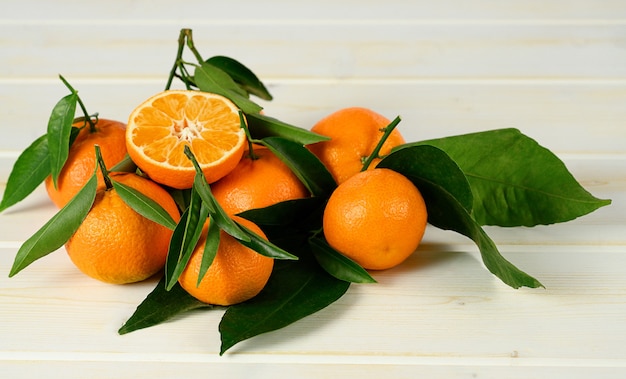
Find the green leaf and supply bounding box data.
[47,93,78,188]
[197,218,221,287]
[238,197,325,251]
[112,179,178,230]
[164,189,209,290]
[1,126,83,212]
[379,146,542,289]
[194,62,263,114]
[261,136,337,198]
[411,128,611,227]
[219,259,350,355]
[205,55,273,101]
[164,210,188,287]
[309,237,377,284]
[169,188,193,211]
[246,112,330,145]
[184,145,251,243]
[0,135,51,212]
[234,221,299,261]
[118,276,212,335]
[239,197,325,227]
[192,173,250,242]
[9,171,97,277]
[109,154,138,173]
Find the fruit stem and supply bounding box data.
[94,145,113,190]
[239,111,259,160]
[183,28,204,63]
[165,29,205,90]
[360,116,402,171]
[59,74,97,132]
[165,30,188,90]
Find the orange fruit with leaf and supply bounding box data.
[45,118,127,208]
[323,168,427,270]
[65,172,180,284]
[178,216,274,306]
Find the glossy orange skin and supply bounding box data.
[65,173,180,284]
[323,168,427,270]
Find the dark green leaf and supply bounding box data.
[9,171,97,277]
[164,190,209,290]
[411,128,611,226]
[380,146,542,289]
[0,135,51,212]
[239,197,325,227]
[234,221,299,261]
[205,55,273,101]
[261,136,337,198]
[112,179,178,230]
[246,112,330,145]
[164,210,188,288]
[47,93,78,187]
[309,237,376,283]
[118,276,212,335]
[169,188,193,211]
[197,218,221,287]
[238,198,326,252]
[194,62,263,114]
[219,259,350,355]
[109,154,138,173]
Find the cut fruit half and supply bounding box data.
[126,90,247,189]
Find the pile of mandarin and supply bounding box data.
[41,90,427,306]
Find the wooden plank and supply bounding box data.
[3,23,626,79]
[1,244,625,370]
[1,361,625,379]
[3,0,626,20]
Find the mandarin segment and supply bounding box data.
[126,90,246,189]
[152,93,187,119]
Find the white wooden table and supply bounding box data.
[1,1,625,378]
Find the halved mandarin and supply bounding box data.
[126,90,246,189]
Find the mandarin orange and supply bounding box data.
[178,216,274,306]
[211,147,309,215]
[322,168,427,270]
[308,107,405,184]
[65,172,180,284]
